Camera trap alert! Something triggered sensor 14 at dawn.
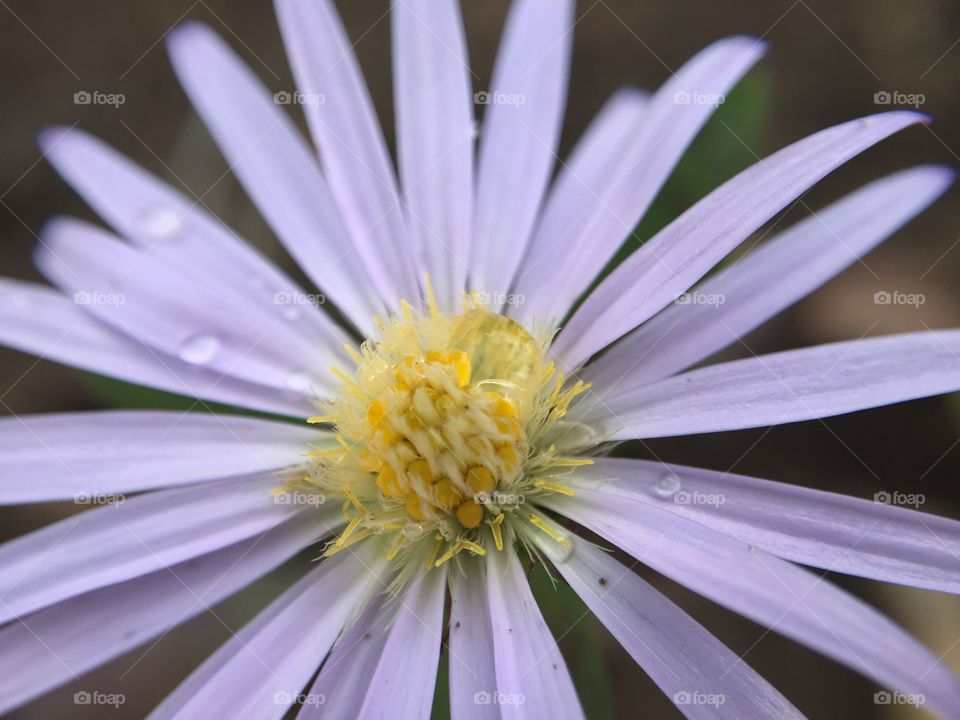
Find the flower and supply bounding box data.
[2,0,960,717]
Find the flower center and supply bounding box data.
[284,295,592,575]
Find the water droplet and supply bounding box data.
[653,472,681,498]
[285,371,312,394]
[178,334,220,365]
[139,207,183,241]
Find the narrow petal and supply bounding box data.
[296,596,393,719]
[149,543,386,719]
[0,278,313,418]
[0,474,300,624]
[510,86,648,327]
[357,567,447,719]
[0,513,332,715]
[167,22,384,330]
[554,538,803,719]
[38,126,350,353]
[485,550,584,719]
[448,556,499,720]
[574,458,960,594]
[470,0,575,302]
[584,165,955,388]
[577,329,960,439]
[274,0,420,303]
[515,37,765,326]
[393,0,474,311]
[0,411,324,504]
[37,218,345,396]
[544,491,960,716]
[553,111,928,369]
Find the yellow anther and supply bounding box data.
[341,485,366,515]
[406,494,428,522]
[344,344,363,365]
[366,400,386,428]
[435,540,465,567]
[376,465,405,499]
[434,478,462,509]
[496,444,519,469]
[456,500,484,528]
[459,539,486,556]
[489,512,505,551]
[528,514,571,548]
[466,466,496,494]
[386,534,406,560]
[307,415,334,425]
[407,459,433,489]
[425,533,444,570]
[533,479,576,496]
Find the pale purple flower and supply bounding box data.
[2,0,960,718]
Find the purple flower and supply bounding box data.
[1,0,959,718]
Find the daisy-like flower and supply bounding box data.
[4,0,960,718]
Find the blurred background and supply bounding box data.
[2,0,960,717]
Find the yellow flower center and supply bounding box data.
[282,294,592,576]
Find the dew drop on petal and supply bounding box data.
[139,207,183,241]
[178,333,220,365]
[653,472,681,498]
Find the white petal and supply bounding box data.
[0,513,329,715]
[584,165,955,388]
[577,329,960,439]
[0,278,312,418]
[149,543,386,719]
[0,474,305,624]
[38,126,350,353]
[448,556,499,720]
[515,37,765,326]
[393,0,475,312]
[0,411,322,504]
[555,538,803,719]
[574,458,960,594]
[296,596,394,719]
[485,550,584,719]
[470,0,575,304]
[36,218,346,396]
[167,22,385,330]
[357,567,448,719]
[543,490,960,716]
[553,111,927,369]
